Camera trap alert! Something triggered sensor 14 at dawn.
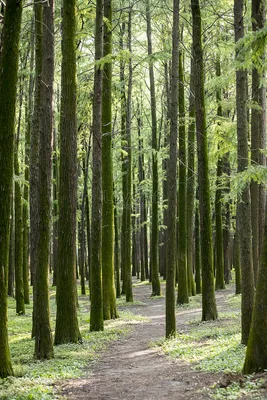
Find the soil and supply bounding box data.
[57,283,239,399]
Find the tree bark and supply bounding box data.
[102,0,117,320]
[234,0,255,345]
[165,0,179,338]
[191,0,218,321]
[0,0,22,378]
[34,0,54,360]
[146,0,161,296]
[177,49,189,304]
[90,0,104,331]
[54,0,81,344]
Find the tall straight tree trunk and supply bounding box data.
[114,194,121,298]
[195,204,201,294]
[215,58,225,290]
[23,17,34,305]
[251,0,266,284]
[0,0,22,378]
[234,0,255,345]
[191,0,218,321]
[8,201,15,297]
[177,49,189,304]
[120,21,127,294]
[90,0,104,331]
[31,0,42,338]
[14,84,25,315]
[146,0,161,296]
[137,113,146,282]
[165,0,179,338]
[186,55,196,297]
[102,0,117,320]
[243,200,267,373]
[34,0,54,360]
[54,0,81,344]
[222,151,231,284]
[52,129,59,286]
[123,9,133,302]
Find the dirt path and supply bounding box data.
[59,283,231,399]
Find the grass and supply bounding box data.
[1,290,145,400]
[154,287,267,399]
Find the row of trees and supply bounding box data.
[0,0,267,378]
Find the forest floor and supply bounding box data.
[57,281,267,400]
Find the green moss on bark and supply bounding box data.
[0,0,23,378]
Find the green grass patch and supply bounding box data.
[153,304,245,374]
[1,291,144,400]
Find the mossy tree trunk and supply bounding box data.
[177,49,189,304]
[90,0,104,331]
[102,0,117,320]
[191,0,218,321]
[194,203,201,294]
[120,21,127,295]
[14,84,25,316]
[54,0,81,344]
[234,0,255,345]
[31,0,42,338]
[122,10,133,302]
[146,0,161,296]
[23,17,34,306]
[34,0,54,360]
[137,112,146,282]
[250,0,266,285]
[186,56,196,297]
[243,200,267,373]
[215,58,225,291]
[165,0,179,338]
[0,0,22,378]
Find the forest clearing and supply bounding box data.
[1,0,267,398]
[2,280,267,399]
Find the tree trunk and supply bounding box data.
[102,0,117,320]
[243,199,267,373]
[165,0,179,338]
[90,0,104,331]
[234,0,255,345]
[186,55,196,297]
[34,0,54,360]
[122,10,133,302]
[250,0,266,284]
[0,0,22,378]
[215,58,225,290]
[54,0,81,344]
[177,49,189,304]
[31,0,42,338]
[146,0,161,296]
[191,0,218,321]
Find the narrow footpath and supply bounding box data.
[59,283,229,400]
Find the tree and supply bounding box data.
[146,0,161,296]
[102,0,117,320]
[191,0,218,321]
[0,0,22,378]
[34,0,54,360]
[215,58,225,291]
[186,56,196,297]
[90,0,104,331]
[243,197,267,373]
[54,0,81,344]
[165,0,179,338]
[234,0,255,345]
[177,48,189,304]
[250,0,266,284]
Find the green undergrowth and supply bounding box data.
[1,290,145,400]
[154,289,267,399]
